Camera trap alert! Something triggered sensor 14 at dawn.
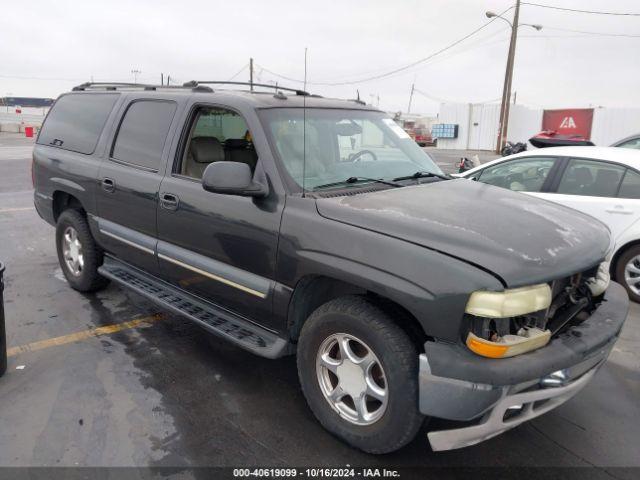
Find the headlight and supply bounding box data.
[587,261,610,297]
[464,284,552,359]
[465,284,552,318]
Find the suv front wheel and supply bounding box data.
[297,296,424,453]
[55,209,109,292]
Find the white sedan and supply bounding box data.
[457,146,640,302]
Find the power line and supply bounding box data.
[227,63,248,81]
[414,87,501,105]
[257,5,514,86]
[545,26,640,38]
[522,2,640,16]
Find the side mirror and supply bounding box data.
[202,161,268,197]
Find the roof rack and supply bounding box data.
[71,82,213,93]
[182,80,310,96]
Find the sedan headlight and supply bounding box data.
[464,284,552,359]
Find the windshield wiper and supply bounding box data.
[393,171,451,182]
[313,176,402,191]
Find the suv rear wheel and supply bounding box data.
[55,209,108,292]
[297,295,424,453]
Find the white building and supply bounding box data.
[436,102,640,150]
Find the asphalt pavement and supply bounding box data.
[0,133,638,472]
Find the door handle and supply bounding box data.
[160,192,179,211]
[606,206,634,215]
[101,177,115,193]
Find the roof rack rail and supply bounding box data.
[71,82,213,93]
[183,80,310,96]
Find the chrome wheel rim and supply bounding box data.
[624,255,640,296]
[62,226,84,276]
[316,333,388,426]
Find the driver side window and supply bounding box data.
[477,157,556,193]
[177,107,257,180]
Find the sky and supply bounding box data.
[1,0,639,116]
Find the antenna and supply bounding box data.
[302,47,308,198]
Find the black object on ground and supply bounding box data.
[0,262,6,377]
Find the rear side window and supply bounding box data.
[111,100,177,171]
[37,93,119,154]
[556,158,625,197]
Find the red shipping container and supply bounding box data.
[542,108,594,140]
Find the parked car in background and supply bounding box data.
[457,146,640,302]
[413,127,434,147]
[612,134,640,150]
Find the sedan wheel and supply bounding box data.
[615,245,640,303]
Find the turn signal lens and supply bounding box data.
[466,335,509,358]
[465,284,552,318]
[466,329,551,359]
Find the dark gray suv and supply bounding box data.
[32,82,628,453]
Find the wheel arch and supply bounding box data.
[610,239,640,279]
[286,275,429,352]
[52,190,86,222]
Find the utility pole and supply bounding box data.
[495,0,519,154]
[249,57,254,91]
[407,83,415,114]
[499,1,520,154]
[161,73,164,86]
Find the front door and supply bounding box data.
[95,98,178,274]
[156,104,284,329]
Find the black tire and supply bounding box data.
[615,245,640,303]
[55,209,109,292]
[297,295,424,454]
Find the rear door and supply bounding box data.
[541,158,640,243]
[95,97,178,274]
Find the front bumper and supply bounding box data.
[419,281,629,451]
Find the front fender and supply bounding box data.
[277,197,503,342]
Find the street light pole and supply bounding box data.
[494,0,520,154]
[499,1,521,154]
[407,83,415,114]
[131,69,142,84]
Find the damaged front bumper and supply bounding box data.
[419,281,629,452]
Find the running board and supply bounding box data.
[98,256,290,359]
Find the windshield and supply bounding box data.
[259,108,443,190]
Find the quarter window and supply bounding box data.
[618,169,640,199]
[476,157,555,192]
[112,100,177,170]
[37,93,119,155]
[556,158,625,197]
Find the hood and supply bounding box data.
[315,180,611,287]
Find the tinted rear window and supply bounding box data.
[111,100,177,170]
[37,93,119,154]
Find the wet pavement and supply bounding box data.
[0,133,638,469]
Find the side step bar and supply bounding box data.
[98,256,291,359]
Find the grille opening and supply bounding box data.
[533,399,551,411]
